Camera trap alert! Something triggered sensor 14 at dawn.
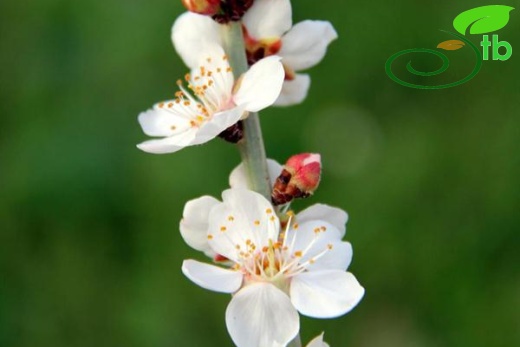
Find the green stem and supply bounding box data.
[221,21,271,199]
[221,21,301,347]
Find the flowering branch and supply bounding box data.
[136,1,363,346]
[221,22,272,199]
[222,20,301,347]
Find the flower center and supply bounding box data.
[232,212,335,292]
[157,54,235,129]
[238,237,293,291]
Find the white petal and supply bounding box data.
[208,189,279,262]
[171,12,222,69]
[296,204,348,238]
[182,259,243,293]
[286,221,350,271]
[279,20,338,71]
[287,220,342,251]
[191,106,246,145]
[136,128,197,154]
[242,0,292,39]
[309,241,353,272]
[291,271,364,318]
[229,158,283,189]
[306,333,329,347]
[226,283,299,347]
[190,43,235,103]
[233,56,285,112]
[138,106,192,137]
[274,73,311,106]
[180,196,220,257]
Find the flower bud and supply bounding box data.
[182,0,221,16]
[212,0,254,23]
[272,153,322,206]
[218,121,243,144]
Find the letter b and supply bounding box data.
[492,35,512,61]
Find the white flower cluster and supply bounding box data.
[181,161,364,347]
[136,1,363,346]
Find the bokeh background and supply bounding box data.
[1,0,519,346]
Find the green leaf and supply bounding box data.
[453,5,514,35]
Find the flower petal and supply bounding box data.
[296,204,348,238]
[229,159,283,189]
[274,73,311,106]
[242,0,292,39]
[171,12,222,69]
[180,196,220,257]
[182,259,243,293]
[136,128,197,154]
[291,270,364,318]
[191,105,246,145]
[208,189,279,262]
[190,43,235,104]
[286,221,350,271]
[306,333,330,347]
[233,56,285,112]
[279,20,338,71]
[138,105,192,137]
[226,283,299,347]
[308,241,353,272]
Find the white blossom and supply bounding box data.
[180,189,364,347]
[172,0,337,107]
[137,44,284,154]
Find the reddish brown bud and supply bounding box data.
[218,121,243,144]
[272,153,322,206]
[212,0,254,23]
[182,0,221,15]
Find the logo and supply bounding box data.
[385,5,514,89]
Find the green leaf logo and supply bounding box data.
[453,5,514,35]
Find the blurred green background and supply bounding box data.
[1,0,519,346]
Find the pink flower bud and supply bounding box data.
[182,0,221,15]
[272,153,322,206]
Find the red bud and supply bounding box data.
[272,153,322,206]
